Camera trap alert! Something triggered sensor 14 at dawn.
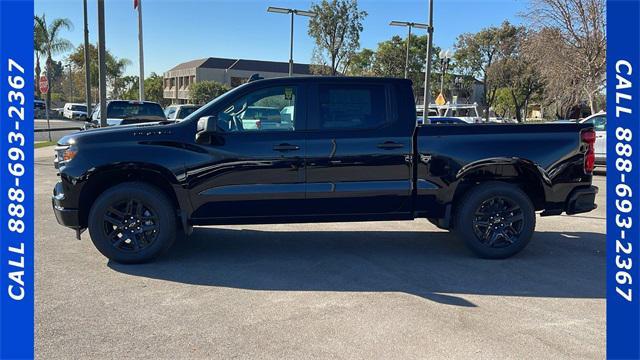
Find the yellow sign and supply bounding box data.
[435,92,446,106]
[284,88,294,101]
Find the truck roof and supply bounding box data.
[247,76,413,86]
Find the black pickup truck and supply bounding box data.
[52,77,598,263]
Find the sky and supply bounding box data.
[35,0,527,76]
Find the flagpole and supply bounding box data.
[137,0,145,101]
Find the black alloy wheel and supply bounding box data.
[471,196,524,248]
[102,198,160,252]
[88,182,177,264]
[453,182,535,259]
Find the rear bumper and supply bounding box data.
[565,186,598,215]
[52,181,81,229]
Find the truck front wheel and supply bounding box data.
[453,182,535,259]
[87,182,177,264]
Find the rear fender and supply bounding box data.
[452,157,551,210]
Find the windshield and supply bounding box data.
[107,102,165,119]
[71,105,87,112]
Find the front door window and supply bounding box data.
[216,86,297,132]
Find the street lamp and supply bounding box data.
[422,0,434,109]
[453,76,463,98]
[267,6,316,76]
[438,48,453,95]
[389,21,428,79]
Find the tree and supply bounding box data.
[34,20,46,99]
[345,48,375,76]
[454,21,517,120]
[144,73,167,105]
[189,81,230,105]
[524,28,584,119]
[308,0,367,75]
[113,76,139,100]
[486,26,543,122]
[371,35,406,78]
[526,0,606,114]
[68,44,131,100]
[34,14,73,110]
[492,88,515,119]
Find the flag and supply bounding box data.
[134,0,138,9]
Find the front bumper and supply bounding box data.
[565,186,598,215]
[52,181,81,229]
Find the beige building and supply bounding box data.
[163,57,313,104]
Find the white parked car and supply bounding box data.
[63,103,88,121]
[164,104,201,120]
[580,112,606,166]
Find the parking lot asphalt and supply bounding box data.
[34,147,606,359]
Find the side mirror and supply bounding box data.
[197,116,217,133]
[196,116,217,144]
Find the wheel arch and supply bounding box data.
[77,163,189,229]
[451,157,549,214]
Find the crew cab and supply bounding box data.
[52,77,598,263]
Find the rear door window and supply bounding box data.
[313,84,388,130]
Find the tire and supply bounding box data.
[88,182,177,264]
[453,182,535,259]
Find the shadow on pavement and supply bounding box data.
[109,227,605,307]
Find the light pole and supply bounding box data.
[453,76,463,99]
[97,0,107,127]
[267,6,316,76]
[422,0,434,110]
[83,0,91,116]
[389,21,428,79]
[439,49,453,95]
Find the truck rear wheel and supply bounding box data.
[453,182,535,259]
[88,182,176,264]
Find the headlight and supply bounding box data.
[54,145,77,169]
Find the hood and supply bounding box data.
[57,121,177,146]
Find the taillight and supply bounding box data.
[255,120,262,129]
[581,129,596,174]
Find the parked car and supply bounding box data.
[34,99,46,111]
[580,112,606,166]
[52,77,598,263]
[63,103,88,121]
[34,99,46,118]
[84,100,167,129]
[164,104,201,120]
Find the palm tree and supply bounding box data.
[34,14,73,111]
[34,20,46,99]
